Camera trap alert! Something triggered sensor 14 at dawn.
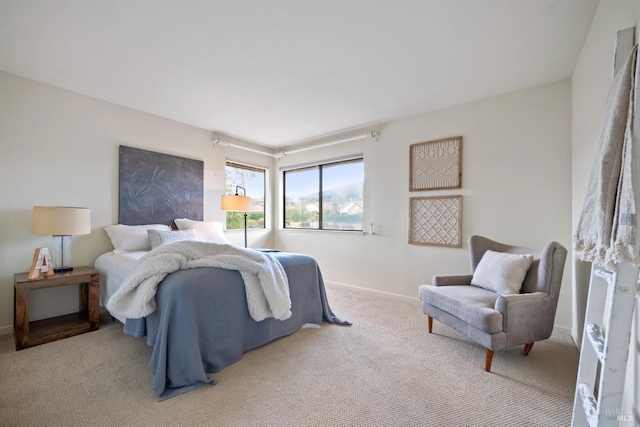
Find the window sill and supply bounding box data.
[278,228,365,236]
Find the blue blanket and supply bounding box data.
[123,252,350,400]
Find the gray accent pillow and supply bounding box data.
[174,218,230,244]
[148,229,198,249]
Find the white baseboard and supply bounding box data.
[552,324,572,336]
[326,280,576,345]
[0,282,575,343]
[324,280,420,302]
[0,324,13,337]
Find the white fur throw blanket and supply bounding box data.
[107,241,291,322]
[575,45,640,270]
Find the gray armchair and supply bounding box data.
[418,235,567,372]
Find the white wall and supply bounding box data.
[276,79,574,331]
[0,59,576,334]
[0,69,573,335]
[0,70,276,332]
[572,0,640,418]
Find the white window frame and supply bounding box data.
[282,155,364,232]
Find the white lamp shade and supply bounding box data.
[221,195,251,212]
[31,206,91,236]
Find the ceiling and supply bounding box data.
[0,1,599,148]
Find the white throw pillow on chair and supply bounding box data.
[470,250,533,295]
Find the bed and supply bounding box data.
[95,146,349,400]
[96,242,349,401]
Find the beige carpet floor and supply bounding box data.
[0,283,579,426]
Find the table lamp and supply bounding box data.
[30,206,91,272]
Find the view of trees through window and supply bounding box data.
[284,158,364,231]
[225,162,265,230]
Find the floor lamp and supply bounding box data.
[221,186,251,248]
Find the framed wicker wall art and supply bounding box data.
[409,195,462,247]
[410,136,462,191]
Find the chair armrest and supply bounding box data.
[432,274,473,286]
[495,292,547,308]
[495,292,555,346]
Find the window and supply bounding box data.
[225,162,266,229]
[283,158,364,231]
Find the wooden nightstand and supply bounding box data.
[14,266,100,351]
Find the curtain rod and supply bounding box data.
[212,131,379,159]
[212,139,280,158]
[279,131,379,157]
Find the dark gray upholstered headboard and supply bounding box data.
[118,145,204,227]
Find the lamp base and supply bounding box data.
[52,235,73,273]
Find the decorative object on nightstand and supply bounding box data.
[221,186,251,248]
[14,266,100,351]
[30,206,91,272]
[28,247,54,280]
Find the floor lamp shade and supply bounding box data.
[221,189,251,248]
[220,195,251,212]
[31,206,91,272]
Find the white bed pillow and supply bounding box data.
[148,228,197,249]
[470,250,534,295]
[104,224,171,253]
[174,218,229,244]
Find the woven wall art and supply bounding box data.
[410,136,462,191]
[409,195,462,247]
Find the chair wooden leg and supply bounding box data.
[485,349,494,372]
[427,316,433,333]
[522,342,534,356]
